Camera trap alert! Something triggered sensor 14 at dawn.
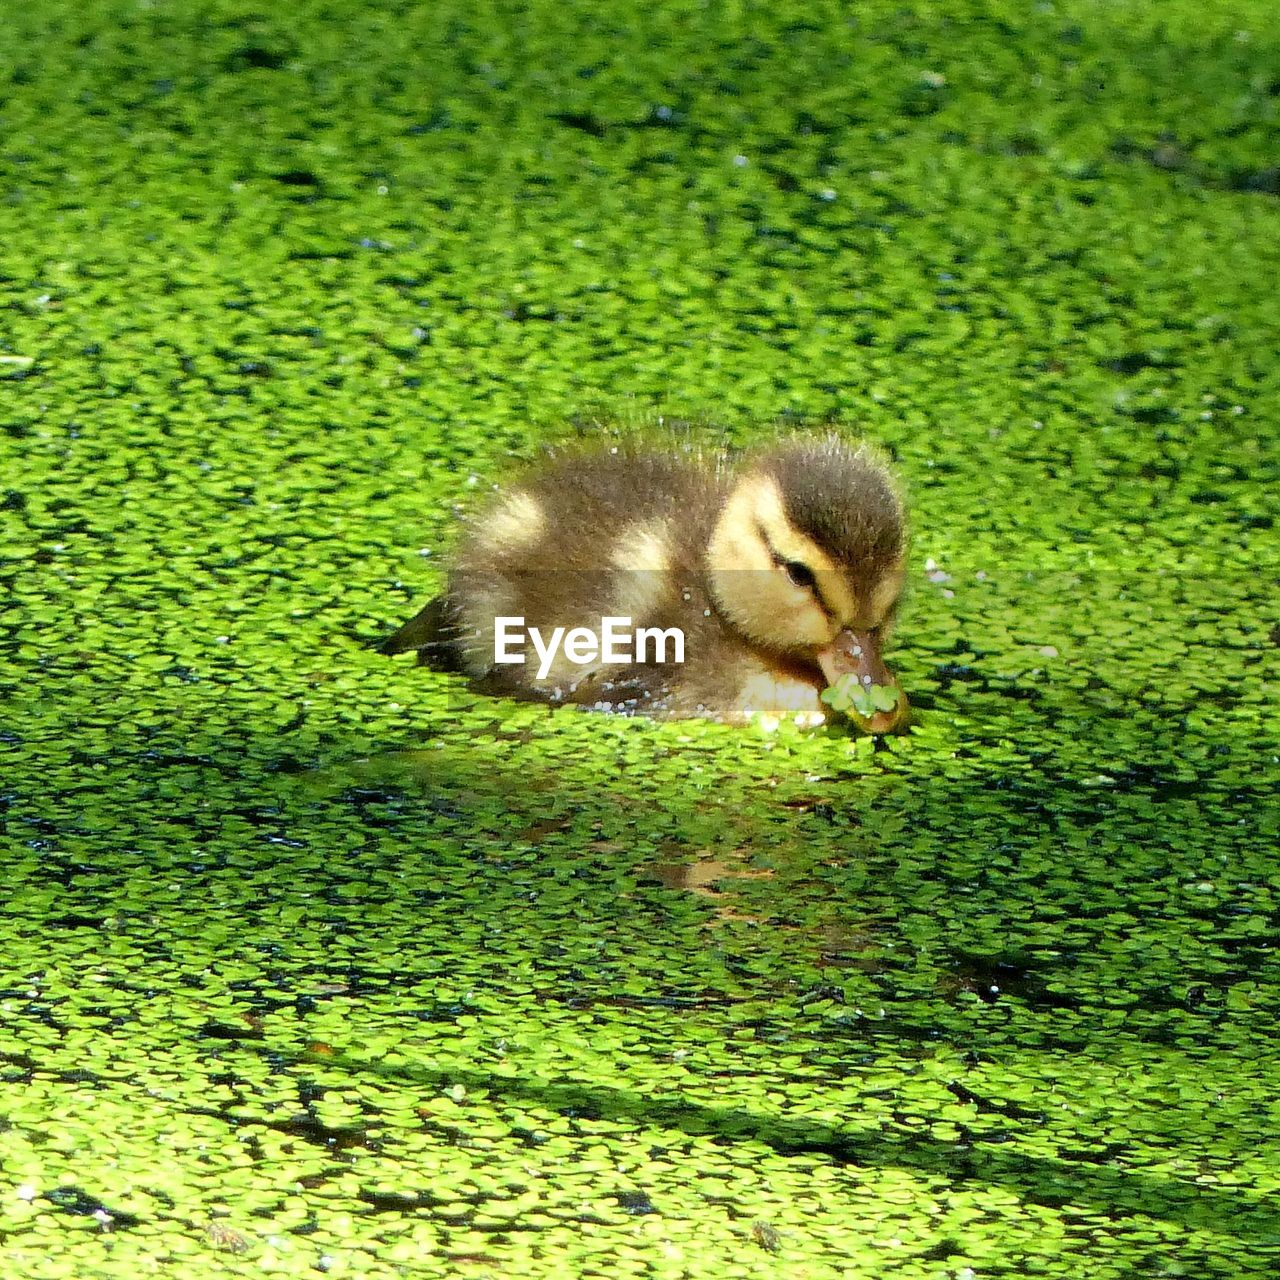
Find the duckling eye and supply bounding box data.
[784,560,816,590]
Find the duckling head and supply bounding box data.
[705,437,909,733]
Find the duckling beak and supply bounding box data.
[816,628,909,734]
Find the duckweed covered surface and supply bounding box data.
[2,0,1278,1275]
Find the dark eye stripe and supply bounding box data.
[754,521,835,618]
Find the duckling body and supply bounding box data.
[380,435,909,730]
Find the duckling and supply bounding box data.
[378,434,909,732]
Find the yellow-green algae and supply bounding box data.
[1,0,1278,1276]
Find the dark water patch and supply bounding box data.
[272,168,322,187]
[272,1111,377,1154]
[940,951,1081,1010]
[944,1081,1046,1123]
[337,784,417,825]
[615,1190,659,1216]
[51,913,105,931]
[223,43,291,72]
[45,1186,142,1229]
[1227,167,1280,196]
[199,1018,267,1042]
[1105,763,1204,802]
[1104,351,1174,376]
[550,111,608,137]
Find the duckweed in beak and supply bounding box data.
[821,675,902,721]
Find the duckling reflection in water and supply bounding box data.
[379,434,910,733]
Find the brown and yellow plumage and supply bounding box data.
[379,433,909,731]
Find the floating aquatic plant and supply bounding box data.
[821,674,902,720]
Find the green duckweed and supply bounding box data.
[1,0,1277,1277]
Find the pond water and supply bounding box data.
[1,1,1277,1276]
